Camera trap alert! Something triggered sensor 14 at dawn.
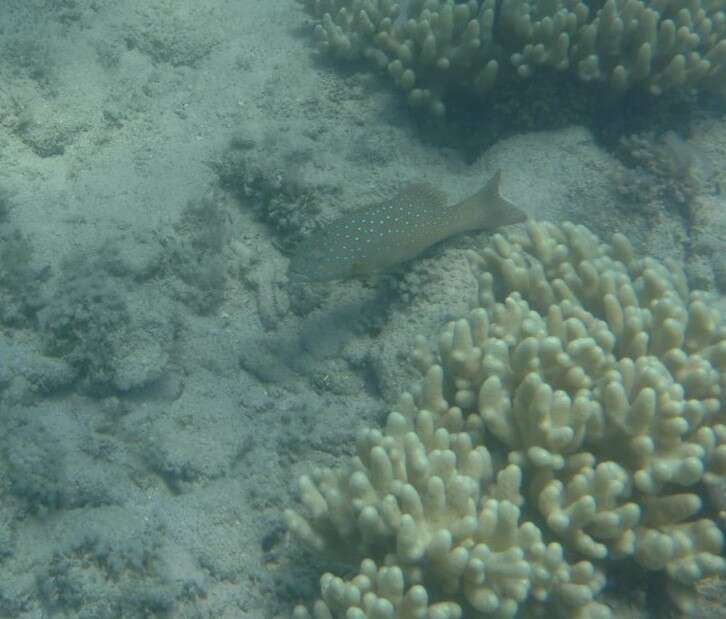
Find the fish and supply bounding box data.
[288,171,526,282]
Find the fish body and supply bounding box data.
[289,171,525,282]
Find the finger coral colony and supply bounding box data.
[286,221,726,618]
[300,0,726,116]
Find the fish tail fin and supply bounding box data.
[475,170,527,228]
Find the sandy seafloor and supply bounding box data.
[0,1,725,618]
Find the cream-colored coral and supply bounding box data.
[287,376,611,617]
[286,220,725,617]
[299,0,726,114]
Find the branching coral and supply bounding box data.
[299,0,726,115]
[286,220,726,618]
